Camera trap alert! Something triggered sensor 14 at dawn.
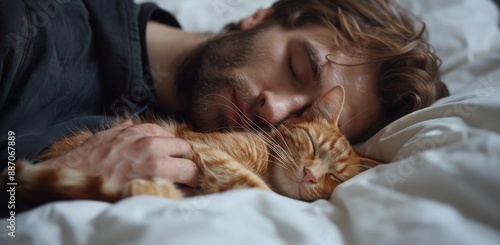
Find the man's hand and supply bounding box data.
[41,120,198,189]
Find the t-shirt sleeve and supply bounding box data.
[0,0,30,109]
[0,1,35,167]
[0,1,112,167]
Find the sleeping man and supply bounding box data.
[0,0,448,198]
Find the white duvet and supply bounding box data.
[3,0,500,244]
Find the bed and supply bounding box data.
[3,0,500,244]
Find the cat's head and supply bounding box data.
[266,86,383,202]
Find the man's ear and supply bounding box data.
[240,8,275,30]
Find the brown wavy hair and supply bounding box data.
[227,0,449,142]
[274,0,449,142]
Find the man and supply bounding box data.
[0,0,448,193]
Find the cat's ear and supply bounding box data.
[359,156,384,170]
[303,86,345,125]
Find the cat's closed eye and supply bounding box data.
[328,172,343,183]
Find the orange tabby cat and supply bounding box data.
[3,86,382,204]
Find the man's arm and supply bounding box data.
[0,0,198,189]
[35,120,198,187]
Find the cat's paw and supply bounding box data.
[122,178,183,199]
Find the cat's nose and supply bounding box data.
[301,167,317,183]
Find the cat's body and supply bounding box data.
[3,87,383,205]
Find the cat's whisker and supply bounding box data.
[191,95,296,173]
[250,143,289,168]
[259,134,296,171]
[191,94,297,174]
[198,94,296,167]
[200,125,245,133]
[260,139,292,170]
[272,180,299,191]
[259,133,293,163]
[266,139,298,171]
[247,123,294,166]
[338,107,373,131]
[201,93,263,133]
[270,145,297,173]
[254,119,302,171]
[229,112,296,171]
[309,187,321,198]
[259,139,295,173]
[270,151,294,172]
[267,158,293,173]
[254,114,294,155]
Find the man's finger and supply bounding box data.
[83,119,135,147]
[143,136,192,157]
[155,158,199,188]
[128,123,176,137]
[109,119,134,131]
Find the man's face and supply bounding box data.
[178,22,381,142]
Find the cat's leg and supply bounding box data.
[122,178,183,199]
[189,142,271,195]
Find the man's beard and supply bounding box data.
[176,22,275,132]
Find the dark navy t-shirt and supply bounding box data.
[0,0,181,166]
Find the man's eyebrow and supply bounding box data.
[299,38,323,83]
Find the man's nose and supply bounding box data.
[253,90,308,127]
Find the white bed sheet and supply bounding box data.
[3,0,500,244]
